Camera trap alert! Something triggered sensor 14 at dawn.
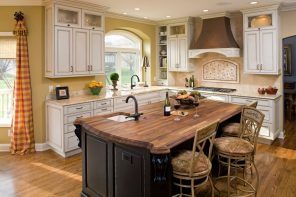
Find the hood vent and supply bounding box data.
[189,16,240,58]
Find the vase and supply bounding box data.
[90,87,102,95]
[112,80,118,90]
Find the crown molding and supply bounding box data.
[280,2,296,12]
[0,0,43,6]
[200,12,231,19]
[105,12,157,25]
[241,4,280,13]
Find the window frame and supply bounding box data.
[105,30,143,86]
[0,32,15,127]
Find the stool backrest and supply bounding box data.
[247,101,258,108]
[239,107,265,152]
[189,121,219,176]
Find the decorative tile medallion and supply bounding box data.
[202,59,239,83]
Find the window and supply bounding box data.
[0,34,16,126]
[104,31,142,87]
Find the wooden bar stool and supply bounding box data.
[171,121,219,197]
[213,107,264,197]
[222,101,258,138]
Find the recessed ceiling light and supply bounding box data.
[123,12,127,15]
[144,17,148,19]
[134,8,140,11]
[250,1,258,4]
[166,15,171,18]
[203,9,209,12]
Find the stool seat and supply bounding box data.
[222,123,240,137]
[172,150,211,176]
[214,137,254,156]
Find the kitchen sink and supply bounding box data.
[107,115,134,123]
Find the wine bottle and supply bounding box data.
[164,92,171,116]
[192,75,195,88]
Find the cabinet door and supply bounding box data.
[178,36,188,71]
[55,27,73,76]
[55,5,81,28]
[260,29,277,74]
[167,37,178,71]
[90,30,104,74]
[73,29,90,75]
[82,10,104,31]
[244,31,260,73]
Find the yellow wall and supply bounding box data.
[281,10,296,39]
[0,6,156,144]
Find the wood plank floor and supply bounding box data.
[0,120,295,197]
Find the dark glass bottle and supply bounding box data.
[164,92,171,116]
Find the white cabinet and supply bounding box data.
[46,99,113,157]
[229,95,281,141]
[54,27,72,76]
[168,37,178,71]
[45,1,106,78]
[242,5,280,75]
[90,31,104,74]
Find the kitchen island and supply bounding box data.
[75,99,242,197]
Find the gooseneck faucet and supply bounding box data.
[131,75,140,89]
[125,95,143,121]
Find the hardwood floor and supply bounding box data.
[0,120,295,197]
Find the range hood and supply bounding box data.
[189,15,240,58]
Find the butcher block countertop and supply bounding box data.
[75,99,242,154]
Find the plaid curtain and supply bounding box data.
[10,15,35,154]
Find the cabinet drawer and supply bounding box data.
[64,132,79,152]
[257,106,271,123]
[136,92,160,100]
[64,111,92,124]
[94,107,113,115]
[202,93,228,102]
[114,97,133,108]
[94,99,112,109]
[64,124,76,134]
[259,123,271,137]
[64,102,92,114]
[230,96,271,107]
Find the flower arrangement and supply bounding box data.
[88,80,104,95]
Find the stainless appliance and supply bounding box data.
[193,87,236,93]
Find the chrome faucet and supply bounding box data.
[125,95,143,121]
[131,75,140,89]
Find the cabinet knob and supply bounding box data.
[67,24,70,27]
[92,27,95,30]
[70,66,74,72]
[90,65,93,71]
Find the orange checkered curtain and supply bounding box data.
[10,12,35,154]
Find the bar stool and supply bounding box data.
[171,121,219,197]
[214,107,264,197]
[222,101,258,138]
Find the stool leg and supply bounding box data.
[227,158,231,197]
[179,179,182,197]
[209,176,215,197]
[253,161,259,197]
[191,179,195,197]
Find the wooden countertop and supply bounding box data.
[76,99,242,154]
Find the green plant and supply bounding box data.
[110,73,119,81]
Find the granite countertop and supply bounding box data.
[46,86,282,106]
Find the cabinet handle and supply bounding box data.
[76,116,83,118]
[257,64,259,70]
[67,24,70,27]
[101,108,108,111]
[91,65,93,71]
[260,64,263,70]
[87,65,90,71]
[92,27,95,30]
[76,107,83,109]
[70,66,73,72]
[100,102,107,105]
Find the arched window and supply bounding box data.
[105,30,142,86]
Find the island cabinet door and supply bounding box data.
[114,145,146,197]
[82,132,109,197]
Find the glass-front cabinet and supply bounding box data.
[55,5,81,28]
[82,10,104,30]
[244,10,277,31]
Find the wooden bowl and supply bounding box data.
[265,88,278,95]
[258,88,266,95]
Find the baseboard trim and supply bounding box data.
[0,143,50,152]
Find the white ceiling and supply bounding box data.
[84,0,296,21]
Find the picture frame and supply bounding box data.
[283,45,292,76]
[56,86,69,100]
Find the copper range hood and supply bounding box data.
[189,15,240,58]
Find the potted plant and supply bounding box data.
[110,73,119,90]
[88,80,104,95]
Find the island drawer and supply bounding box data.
[64,102,92,115]
[94,107,113,115]
[64,124,76,134]
[230,96,271,107]
[202,93,229,102]
[259,122,271,137]
[64,111,93,124]
[257,106,272,123]
[93,99,112,109]
[64,132,79,152]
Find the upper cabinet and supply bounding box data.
[242,5,281,75]
[45,1,107,78]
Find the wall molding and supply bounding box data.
[0,143,50,152]
[105,12,157,25]
[0,0,43,6]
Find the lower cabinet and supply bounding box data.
[82,131,150,197]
